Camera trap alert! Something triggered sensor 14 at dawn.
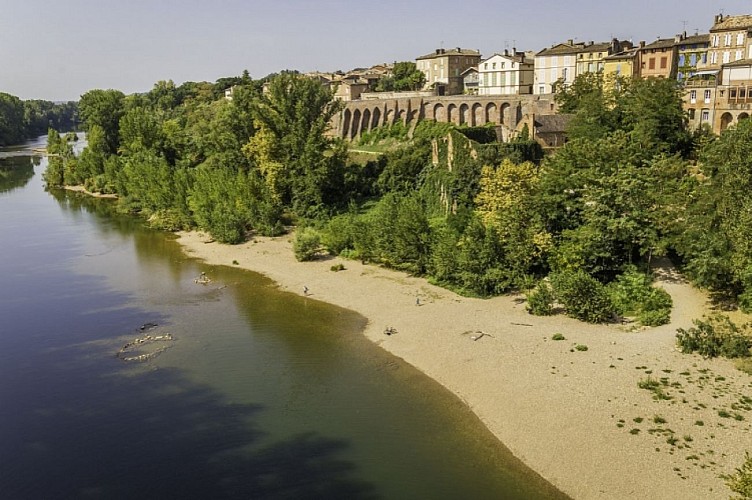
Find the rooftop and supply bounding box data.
[416,48,481,60]
[711,14,752,32]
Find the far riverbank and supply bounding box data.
[178,230,751,500]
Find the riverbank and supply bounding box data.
[177,230,751,500]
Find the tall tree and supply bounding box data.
[78,89,125,155]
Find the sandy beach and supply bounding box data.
[178,230,751,500]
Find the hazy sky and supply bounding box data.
[1,0,750,101]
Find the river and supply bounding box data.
[0,136,565,499]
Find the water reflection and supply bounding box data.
[0,156,35,194]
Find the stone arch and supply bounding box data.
[720,112,733,132]
[447,104,458,125]
[386,108,394,125]
[486,103,498,124]
[397,109,406,123]
[500,103,511,125]
[351,109,361,139]
[371,107,382,129]
[472,103,485,125]
[459,103,471,126]
[362,108,371,134]
[409,109,420,124]
[739,112,750,121]
[341,109,352,139]
[434,103,446,122]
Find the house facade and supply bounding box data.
[676,33,710,82]
[603,48,638,81]
[416,47,482,95]
[638,38,678,78]
[534,41,579,95]
[708,14,752,68]
[575,39,632,75]
[478,50,534,95]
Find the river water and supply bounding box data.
[0,137,565,499]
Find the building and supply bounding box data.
[576,39,632,75]
[534,41,579,94]
[603,48,639,82]
[683,72,719,130]
[638,38,678,79]
[416,47,482,95]
[333,78,370,101]
[478,50,534,95]
[676,33,710,82]
[461,67,479,95]
[708,14,752,68]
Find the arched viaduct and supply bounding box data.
[332,94,558,141]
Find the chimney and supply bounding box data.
[639,41,646,48]
[715,13,724,24]
[567,39,574,45]
[504,49,509,56]
[436,49,441,55]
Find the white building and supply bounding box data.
[478,50,534,95]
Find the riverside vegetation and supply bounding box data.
[26,70,752,495]
[35,71,752,329]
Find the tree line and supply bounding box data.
[0,92,78,146]
[43,70,752,324]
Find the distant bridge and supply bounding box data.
[331,94,559,141]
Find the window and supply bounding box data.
[492,63,496,69]
[731,88,738,99]
[711,52,718,64]
[749,45,752,59]
[649,58,656,70]
[688,109,695,119]
[660,57,667,69]
[690,90,697,103]
[737,33,745,46]
[704,89,711,103]
[701,109,710,121]
[502,62,506,69]
[725,34,732,46]
[712,35,719,47]
[484,63,488,69]
[702,53,707,64]
[678,54,686,65]
[737,50,743,61]
[539,85,545,94]
[562,68,568,80]
[723,51,730,64]
[741,88,747,99]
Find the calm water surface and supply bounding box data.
[0,137,566,499]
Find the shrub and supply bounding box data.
[293,227,321,262]
[552,333,566,341]
[726,452,752,499]
[330,263,345,272]
[526,281,555,316]
[550,269,615,323]
[606,267,672,326]
[575,344,589,351]
[676,314,752,359]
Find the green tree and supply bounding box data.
[244,73,345,217]
[0,92,27,146]
[78,89,125,154]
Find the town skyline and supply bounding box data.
[1,0,751,102]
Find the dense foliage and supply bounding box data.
[676,315,752,359]
[727,452,752,500]
[0,92,78,146]
[39,68,752,322]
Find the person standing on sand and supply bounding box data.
[303,286,308,295]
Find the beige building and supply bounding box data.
[534,41,579,95]
[708,14,752,68]
[416,47,482,95]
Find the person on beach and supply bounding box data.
[303,286,309,295]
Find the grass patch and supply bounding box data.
[552,333,566,341]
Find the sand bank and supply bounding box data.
[177,230,751,500]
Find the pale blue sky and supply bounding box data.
[1,0,750,101]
